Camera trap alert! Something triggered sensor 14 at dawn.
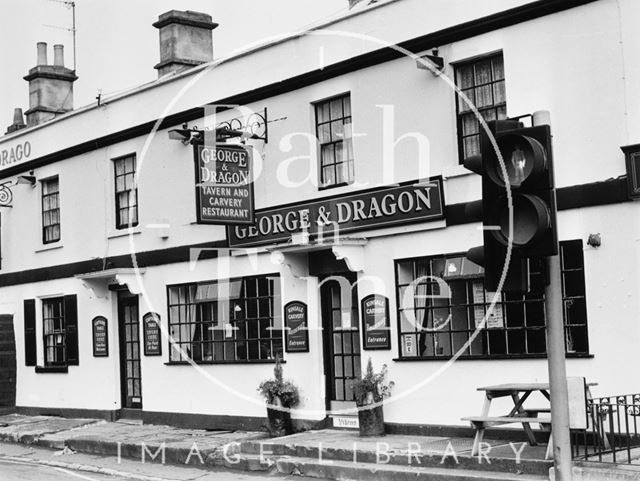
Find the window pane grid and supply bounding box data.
[168,276,282,363]
[315,94,354,188]
[43,297,66,366]
[41,178,60,244]
[455,53,507,162]
[396,241,588,359]
[114,155,138,229]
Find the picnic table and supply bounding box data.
[462,383,553,458]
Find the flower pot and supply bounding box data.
[266,406,293,437]
[357,403,385,436]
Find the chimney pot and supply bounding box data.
[53,44,64,67]
[23,42,78,127]
[5,108,26,135]
[37,42,48,65]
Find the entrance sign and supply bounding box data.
[228,177,444,247]
[196,143,254,224]
[143,312,162,356]
[92,316,109,357]
[361,294,391,350]
[284,301,309,353]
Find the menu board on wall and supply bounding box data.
[143,312,162,356]
[284,301,309,353]
[472,282,505,329]
[92,316,108,357]
[361,294,391,350]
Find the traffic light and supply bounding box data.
[464,118,557,292]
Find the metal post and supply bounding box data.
[532,110,572,481]
[545,254,573,481]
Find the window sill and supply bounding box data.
[35,243,63,253]
[107,229,141,239]
[35,365,69,373]
[442,164,474,179]
[393,353,594,362]
[164,359,284,366]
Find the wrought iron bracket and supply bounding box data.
[0,182,13,208]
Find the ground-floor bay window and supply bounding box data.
[167,275,283,363]
[396,240,588,359]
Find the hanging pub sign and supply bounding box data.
[196,143,254,225]
[361,294,391,350]
[284,301,309,353]
[228,177,444,247]
[143,312,162,356]
[91,316,109,357]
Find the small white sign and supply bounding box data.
[332,416,359,429]
[473,282,504,329]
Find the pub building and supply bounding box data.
[0,0,639,433]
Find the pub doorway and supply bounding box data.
[0,315,16,410]
[319,272,362,418]
[117,290,142,415]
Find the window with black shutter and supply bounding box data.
[39,295,78,369]
[23,299,36,366]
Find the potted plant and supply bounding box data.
[352,358,394,436]
[257,356,300,437]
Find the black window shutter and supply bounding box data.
[23,299,36,366]
[64,295,79,365]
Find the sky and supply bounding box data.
[0,0,349,129]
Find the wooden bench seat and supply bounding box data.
[462,415,551,427]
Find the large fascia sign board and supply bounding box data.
[75,268,146,299]
[228,177,445,248]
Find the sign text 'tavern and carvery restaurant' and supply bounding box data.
[227,177,444,247]
[196,143,255,224]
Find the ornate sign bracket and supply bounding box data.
[0,182,14,208]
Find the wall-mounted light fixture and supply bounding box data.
[587,233,601,248]
[168,124,203,145]
[15,172,36,186]
[416,48,445,76]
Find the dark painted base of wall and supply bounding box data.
[386,422,550,443]
[142,409,325,433]
[16,406,118,422]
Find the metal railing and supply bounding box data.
[572,394,640,464]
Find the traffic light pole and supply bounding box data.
[545,254,573,480]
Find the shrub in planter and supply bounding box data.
[352,358,394,436]
[257,356,300,437]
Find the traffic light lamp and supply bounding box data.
[464,118,558,292]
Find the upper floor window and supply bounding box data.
[41,177,60,244]
[395,240,588,359]
[168,275,283,363]
[113,155,138,229]
[455,53,506,163]
[315,94,354,189]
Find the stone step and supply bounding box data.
[240,439,551,476]
[226,453,548,481]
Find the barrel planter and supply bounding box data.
[357,403,385,436]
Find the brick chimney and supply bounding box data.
[23,42,78,127]
[5,108,26,135]
[153,10,218,78]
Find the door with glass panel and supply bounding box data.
[118,291,142,409]
[320,273,361,412]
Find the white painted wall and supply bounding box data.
[4,0,640,426]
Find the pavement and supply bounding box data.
[2,413,639,480]
[0,413,556,480]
